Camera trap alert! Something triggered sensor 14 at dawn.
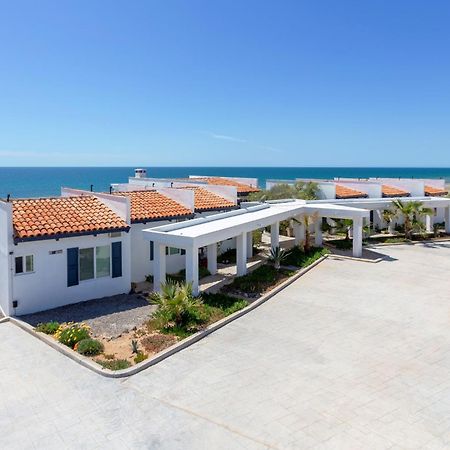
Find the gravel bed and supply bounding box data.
[20,294,156,338]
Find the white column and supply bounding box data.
[425,215,433,233]
[446,206,450,234]
[314,218,323,247]
[153,243,166,293]
[185,247,199,296]
[236,232,247,276]
[352,217,363,258]
[246,231,253,259]
[270,222,280,250]
[207,244,217,275]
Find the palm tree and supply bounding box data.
[335,218,353,241]
[382,209,397,234]
[392,200,434,240]
[269,246,291,269]
[292,213,318,252]
[149,281,203,330]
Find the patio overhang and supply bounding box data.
[142,200,370,295]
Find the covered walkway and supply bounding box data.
[309,196,450,233]
[143,200,369,294]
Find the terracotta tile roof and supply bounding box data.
[424,185,448,197]
[194,177,260,194]
[382,185,410,198]
[12,196,129,241]
[178,187,236,212]
[113,190,193,223]
[335,184,368,199]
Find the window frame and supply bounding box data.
[78,245,112,282]
[14,255,34,275]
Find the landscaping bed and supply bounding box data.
[223,247,328,298]
[32,245,328,371]
[34,291,249,370]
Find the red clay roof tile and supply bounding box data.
[177,187,236,212]
[424,185,448,197]
[335,185,368,199]
[382,185,410,197]
[193,177,260,194]
[12,196,129,241]
[112,191,193,222]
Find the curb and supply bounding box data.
[4,255,328,378]
[365,237,450,248]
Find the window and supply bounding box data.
[79,248,94,281]
[167,247,181,256]
[79,246,111,281]
[15,255,34,274]
[96,245,111,278]
[108,232,122,238]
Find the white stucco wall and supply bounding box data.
[369,178,425,197]
[335,181,383,198]
[130,221,187,283]
[12,232,131,315]
[0,202,13,316]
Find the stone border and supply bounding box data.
[1,255,329,378]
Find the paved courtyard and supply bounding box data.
[1,243,450,449]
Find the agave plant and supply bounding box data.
[269,246,291,270]
[392,200,434,240]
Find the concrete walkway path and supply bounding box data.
[2,243,450,449]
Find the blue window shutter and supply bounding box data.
[150,241,154,261]
[112,242,122,278]
[67,248,79,287]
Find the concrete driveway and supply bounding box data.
[1,243,450,449]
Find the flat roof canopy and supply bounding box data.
[143,200,369,249]
[308,196,450,210]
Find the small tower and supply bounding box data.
[134,168,147,179]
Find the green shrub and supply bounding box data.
[56,323,91,348]
[96,359,131,371]
[283,246,328,267]
[223,300,248,316]
[35,321,60,335]
[202,293,248,316]
[75,338,104,356]
[227,265,279,294]
[133,352,148,364]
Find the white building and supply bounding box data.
[266,177,449,231]
[0,195,131,316]
[63,183,239,284]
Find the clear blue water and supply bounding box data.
[1,167,450,198]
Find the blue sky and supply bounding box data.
[1,0,450,167]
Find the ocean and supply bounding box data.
[1,167,450,199]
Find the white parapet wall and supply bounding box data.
[0,201,13,316]
[368,178,425,197]
[333,180,383,198]
[61,187,131,223]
